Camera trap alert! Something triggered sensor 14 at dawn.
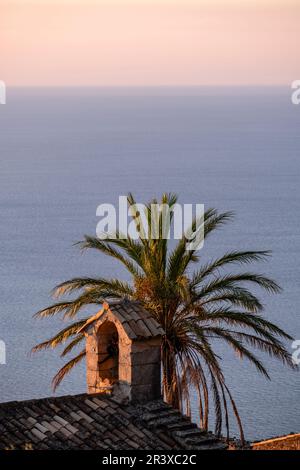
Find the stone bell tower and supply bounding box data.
[80,300,165,403]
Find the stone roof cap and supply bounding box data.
[80,300,165,340]
[0,393,227,450]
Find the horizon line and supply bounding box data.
[6,84,291,89]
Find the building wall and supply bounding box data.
[252,434,300,450]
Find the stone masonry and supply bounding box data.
[80,300,165,403]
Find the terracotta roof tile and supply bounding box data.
[81,300,165,340]
[0,393,227,450]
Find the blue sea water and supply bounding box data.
[0,87,299,440]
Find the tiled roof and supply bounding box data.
[80,300,165,340]
[0,394,227,450]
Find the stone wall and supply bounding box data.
[86,316,162,403]
[252,434,300,450]
[86,321,118,394]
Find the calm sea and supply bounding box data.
[0,87,299,440]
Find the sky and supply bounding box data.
[1,0,299,86]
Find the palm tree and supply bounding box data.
[33,193,296,444]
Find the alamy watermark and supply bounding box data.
[96,196,205,251]
[0,340,6,365]
[292,340,300,365]
[0,81,6,105]
[291,80,300,105]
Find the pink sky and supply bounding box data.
[1,1,299,86]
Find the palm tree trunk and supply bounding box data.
[162,348,180,409]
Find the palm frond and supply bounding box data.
[76,236,141,276]
[196,272,281,300]
[191,250,271,286]
[201,287,263,312]
[31,318,89,353]
[34,301,74,319]
[61,334,85,357]
[53,277,134,299]
[202,308,293,341]
[52,350,86,391]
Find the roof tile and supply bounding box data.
[0,393,227,450]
